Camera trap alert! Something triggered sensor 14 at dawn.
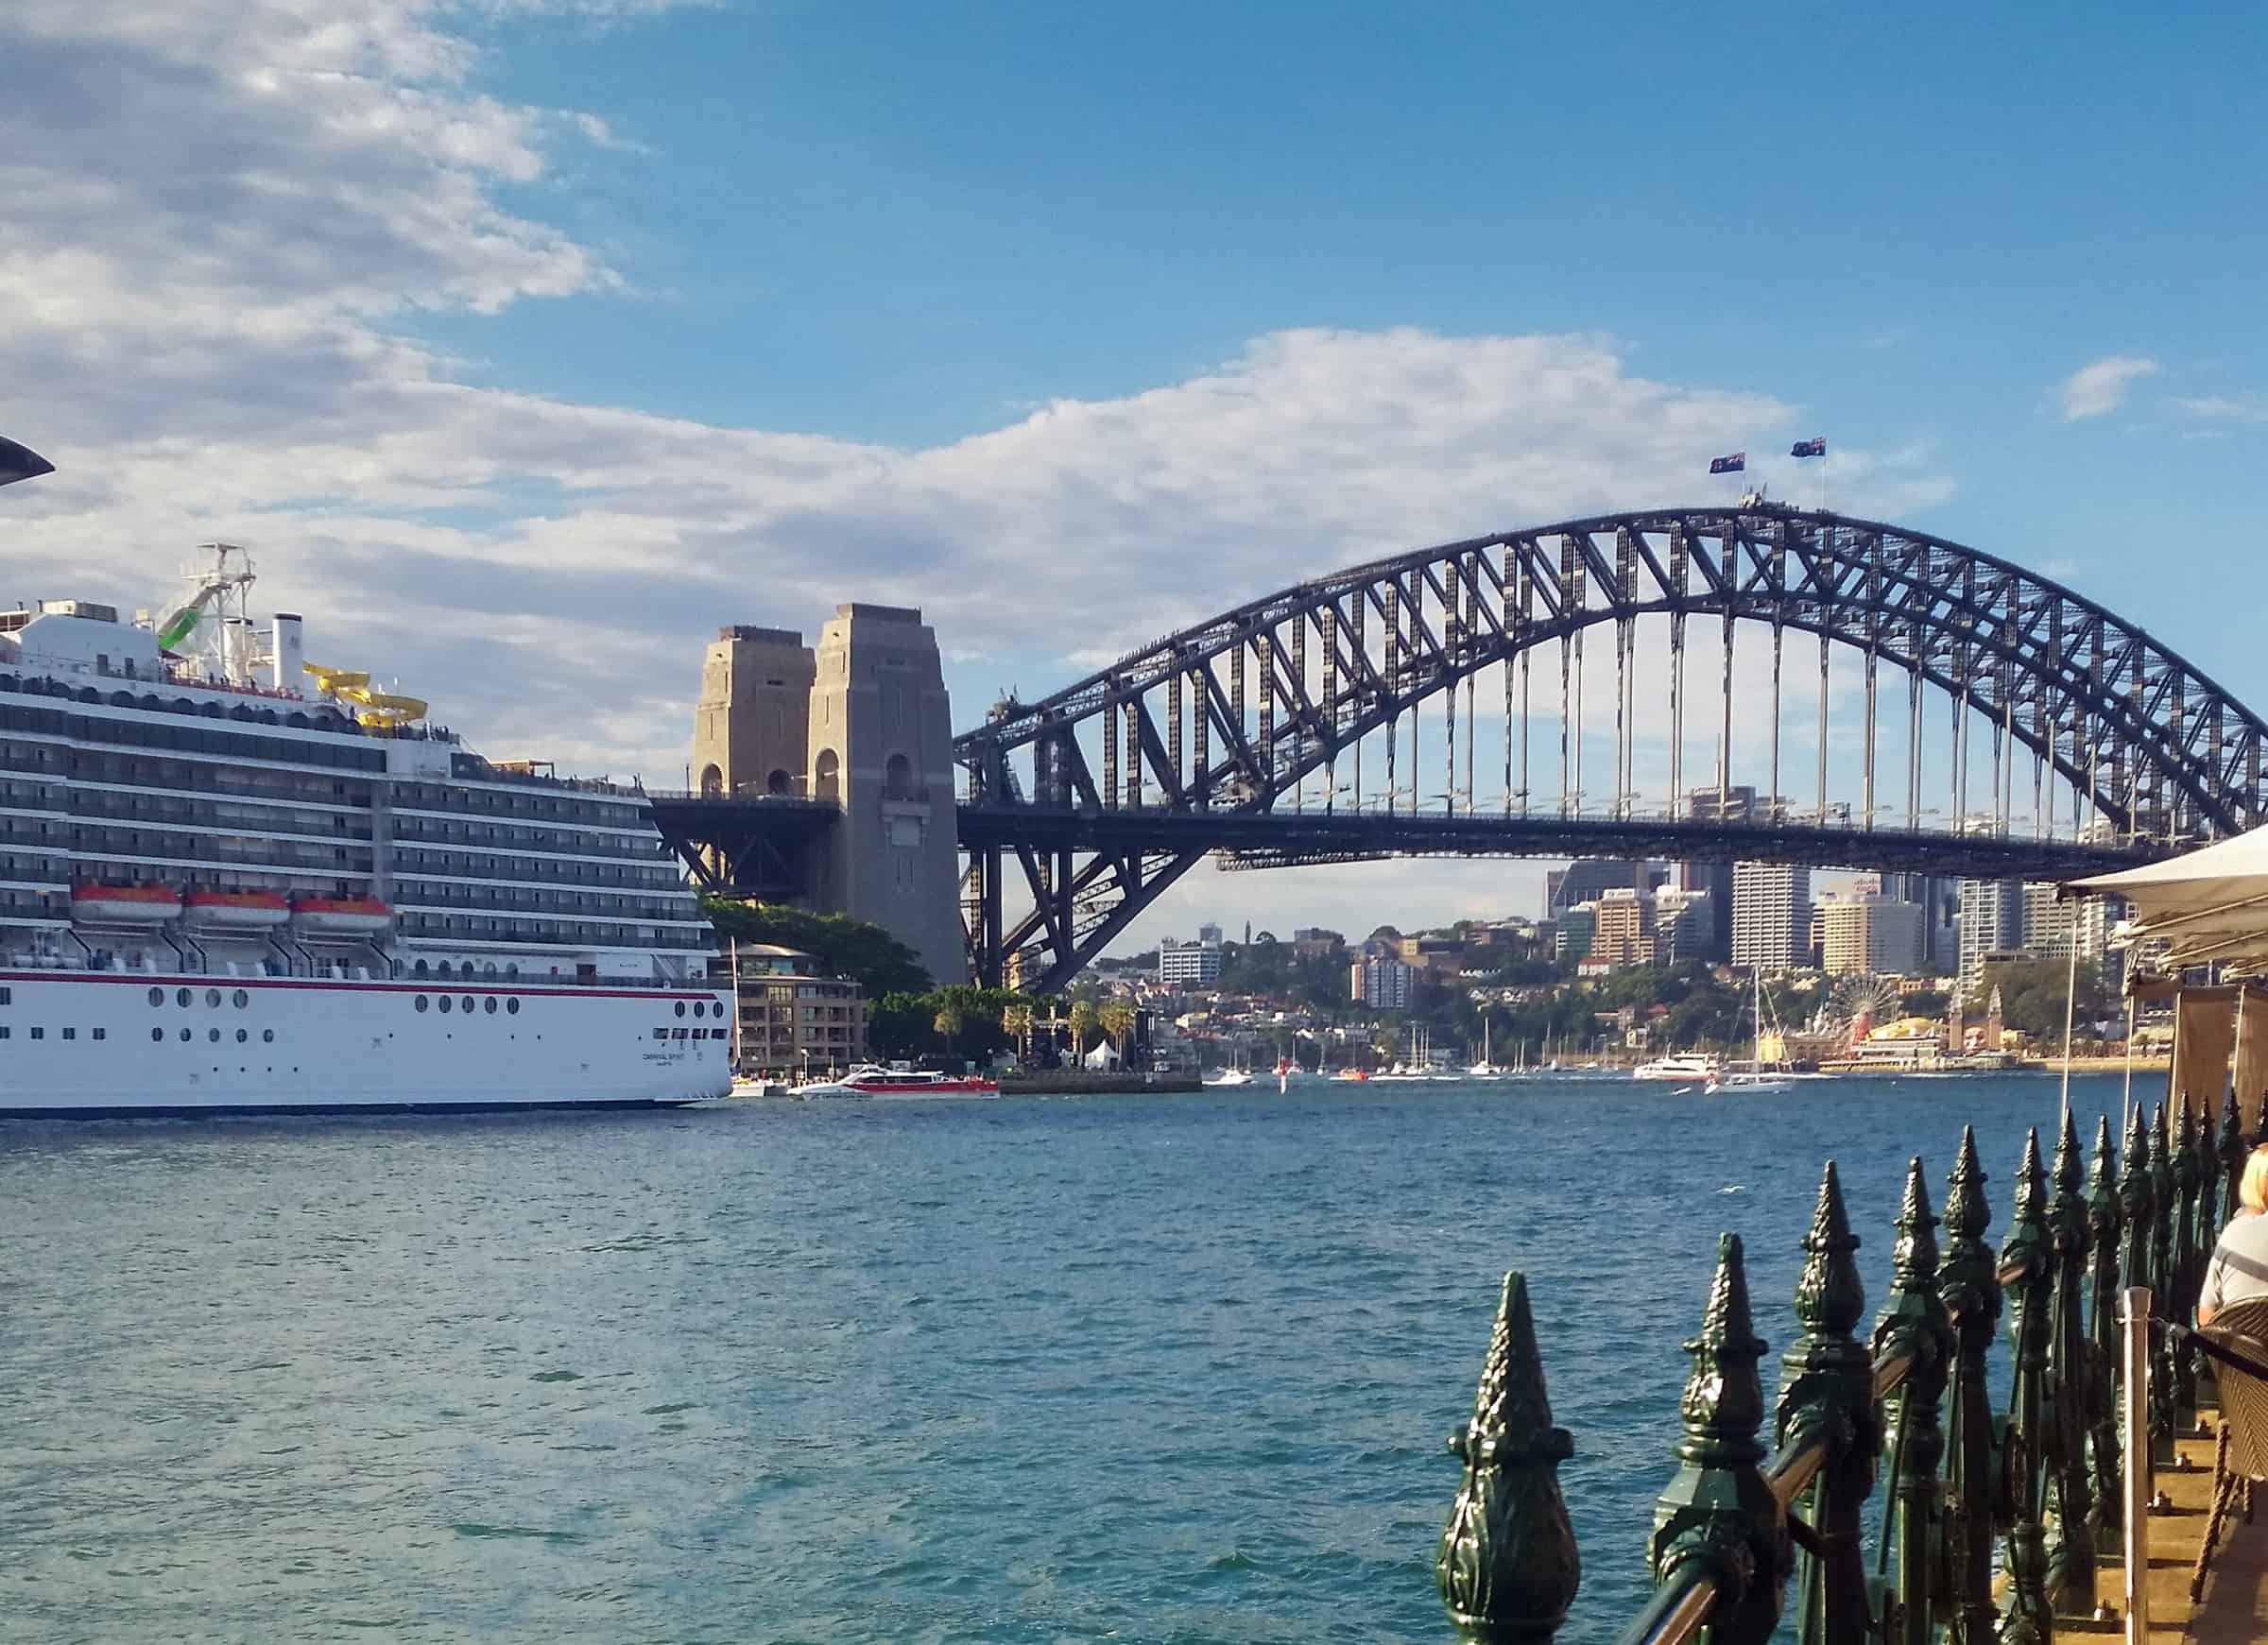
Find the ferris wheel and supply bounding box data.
[1825,974,1906,1035]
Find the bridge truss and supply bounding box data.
[954,505,2266,992]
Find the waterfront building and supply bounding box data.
[1820,895,1927,976]
[1290,926,1344,957]
[1349,954,1416,1009]
[1956,877,2026,993]
[721,943,867,1074]
[1729,862,1810,970]
[1158,934,1224,986]
[1198,920,1225,946]
[1589,887,1657,968]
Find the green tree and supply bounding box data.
[933,1001,964,1056]
[1098,1000,1135,1058]
[1068,999,1097,1057]
[1002,1002,1033,1064]
[703,898,932,998]
[869,991,935,1058]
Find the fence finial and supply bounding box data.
[1437,1272,1580,1640]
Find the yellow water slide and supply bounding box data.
[303,661,428,728]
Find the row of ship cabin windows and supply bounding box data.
[0,1025,278,1044]
[415,995,523,1016]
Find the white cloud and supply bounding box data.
[2056,354,2159,420]
[0,1,1968,948]
[2174,394,2268,423]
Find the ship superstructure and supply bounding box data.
[0,470,729,1114]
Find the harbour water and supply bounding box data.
[0,1073,2138,1642]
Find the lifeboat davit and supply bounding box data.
[71,883,182,924]
[290,895,393,936]
[182,889,292,930]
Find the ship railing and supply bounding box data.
[9,951,717,990]
[1436,1100,2235,1645]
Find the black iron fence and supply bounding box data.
[1437,1095,2252,1644]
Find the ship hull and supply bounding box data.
[0,971,732,1116]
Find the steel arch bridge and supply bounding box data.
[954,504,2265,992]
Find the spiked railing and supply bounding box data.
[1437,1113,2210,1644]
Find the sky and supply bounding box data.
[4,1,2264,951]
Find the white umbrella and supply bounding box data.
[2070,823,2268,971]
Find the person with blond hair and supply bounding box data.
[2200,1140,2268,1327]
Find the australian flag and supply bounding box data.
[1708,452,1746,474]
[1790,437,1827,459]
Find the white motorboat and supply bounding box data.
[1633,1052,1722,1082]
[793,1064,1001,1099]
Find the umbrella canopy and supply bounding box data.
[2070,823,2268,971]
[0,436,54,488]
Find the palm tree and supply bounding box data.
[1099,1000,1135,1061]
[1001,1002,1033,1066]
[933,1002,965,1058]
[1068,998,1097,1058]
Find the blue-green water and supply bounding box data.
[0,1073,2139,1642]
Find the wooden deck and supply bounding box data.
[2064,1426,2268,1642]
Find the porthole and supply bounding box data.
[675,1001,686,1018]
[262,1029,274,1043]
[438,995,452,1014]
[179,1027,192,1042]
[208,1027,221,1043]
[416,995,429,1013]
[232,989,249,1009]
[235,1027,248,1043]
[205,987,221,1009]
[151,1026,163,1042]
[461,996,474,1015]
[506,998,520,1016]
[177,987,192,1008]
[483,997,497,1015]
[147,986,163,1007]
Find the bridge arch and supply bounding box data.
[955,505,2264,990]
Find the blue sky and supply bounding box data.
[4,0,2261,944]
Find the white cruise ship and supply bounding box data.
[0,444,729,1116]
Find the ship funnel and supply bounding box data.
[0,436,55,489]
[271,613,304,694]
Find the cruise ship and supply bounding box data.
[0,439,730,1115]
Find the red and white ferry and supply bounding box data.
[0,446,730,1117]
[793,1064,1000,1099]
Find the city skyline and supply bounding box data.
[6,3,2264,951]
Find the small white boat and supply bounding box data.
[1207,1067,1255,1088]
[1633,1052,1721,1082]
[793,1064,1000,1099]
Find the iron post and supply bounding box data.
[1644,1233,1790,1645]
[2086,1114,2123,1559]
[1776,1161,1875,1645]
[1996,1128,2053,1641]
[1937,1125,2002,1645]
[2045,1107,2096,1612]
[1437,1272,1582,1641]
[2172,1103,2203,1430]
[1870,1156,1951,1645]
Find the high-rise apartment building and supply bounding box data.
[1957,879,2026,992]
[1590,888,1658,968]
[1159,936,1224,987]
[1349,954,1417,1009]
[1547,860,1651,921]
[1730,862,1811,970]
[1820,896,1927,977]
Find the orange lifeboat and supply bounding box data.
[71,882,182,924]
[290,895,393,936]
[182,889,292,930]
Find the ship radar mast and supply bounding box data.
[146,543,263,687]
